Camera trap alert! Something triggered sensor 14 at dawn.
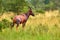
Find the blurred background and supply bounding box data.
[0,0,60,14]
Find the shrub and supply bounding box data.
[0,19,11,31]
[2,19,11,28]
[36,9,45,14]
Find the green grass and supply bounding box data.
[0,12,60,40]
[0,24,60,40]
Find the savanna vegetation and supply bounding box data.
[0,0,60,40]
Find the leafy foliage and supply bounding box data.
[0,0,60,14]
[0,19,11,31]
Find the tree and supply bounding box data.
[2,0,27,14]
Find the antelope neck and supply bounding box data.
[25,13,30,19]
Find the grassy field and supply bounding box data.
[0,10,60,40]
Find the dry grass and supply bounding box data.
[0,10,60,40]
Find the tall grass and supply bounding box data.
[0,11,60,40]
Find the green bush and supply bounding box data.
[0,19,11,31]
[36,9,45,14]
[2,19,11,28]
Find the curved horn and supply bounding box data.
[28,6,31,9]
